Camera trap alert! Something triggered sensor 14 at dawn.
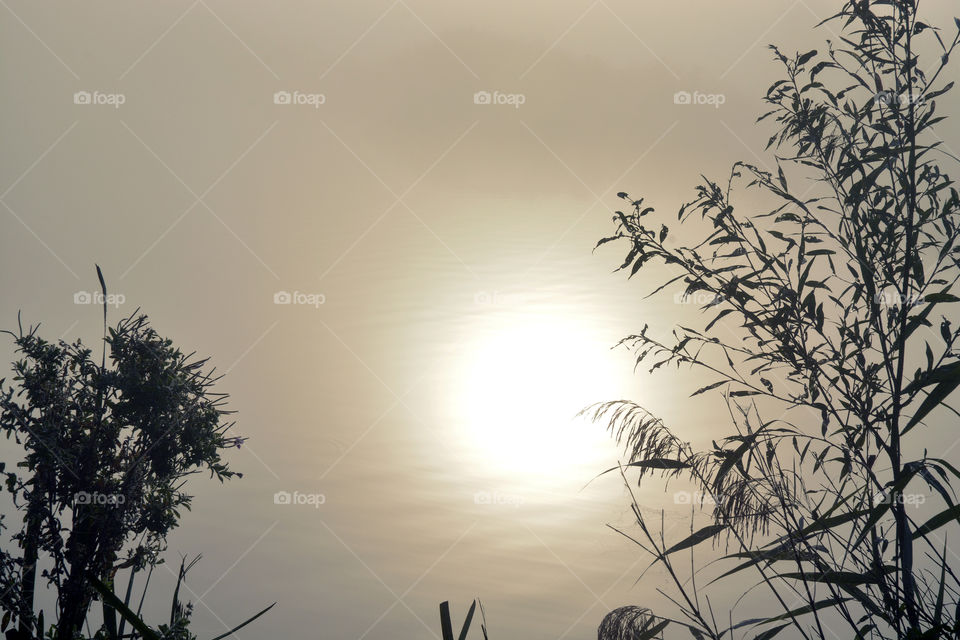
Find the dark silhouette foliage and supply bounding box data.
[592,2,960,638]
[0,272,247,639]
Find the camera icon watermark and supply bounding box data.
[273,90,326,109]
[673,90,725,109]
[75,491,125,506]
[473,90,526,109]
[73,90,125,108]
[273,290,325,308]
[273,490,325,508]
[875,90,896,105]
[74,291,125,308]
[473,490,524,508]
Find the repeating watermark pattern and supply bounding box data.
[873,491,926,508]
[875,291,923,308]
[473,490,524,507]
[674,491,717,505]
[75,491,125,506]
[674,291,724,306]
[274,490,326,508]
[73,90,125,108]
[473,290,526,306]
[875,90,924,107]
[74,291,125,308]
[673,90,725,109]
[675,489,926,508]
[273,90,326,108]
[473,90,526,109]
[274,290,325,308]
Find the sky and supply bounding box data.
[2,1,960,639]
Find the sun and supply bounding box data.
[456,315,619,478]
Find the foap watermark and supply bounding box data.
[875,90,924,107]
[874,491,926,508]
[473,90,526,109]
[674,491,718,506]
[473,490,524,508]
[473,290,526,306]
[74,291,125,308]
[274,290,325,308]
[673,90,725,109]
[273,490,326,508]
[874,290,923,308]
[273,90,326,109]
[75,491,125,506]
[74,90,125,108]
[674,291,724,306]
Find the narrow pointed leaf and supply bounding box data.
[208,603,277,640]
[457,600,477,640]
[88,574,160,640]
[752,624,791,640]
[913,504,960,540]
[664,525,727,556]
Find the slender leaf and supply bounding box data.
[664,525,727,556]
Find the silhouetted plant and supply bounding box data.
[0,268,266,639]
[439,599,487,640]
[597,607,668,640]
[85,555,275,640]
[590,2,960,638]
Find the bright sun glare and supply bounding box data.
[458,316,619,478]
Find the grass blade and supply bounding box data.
[208,602,277,640]
[87,574,160,640]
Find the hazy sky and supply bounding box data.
[2,1,959,639]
